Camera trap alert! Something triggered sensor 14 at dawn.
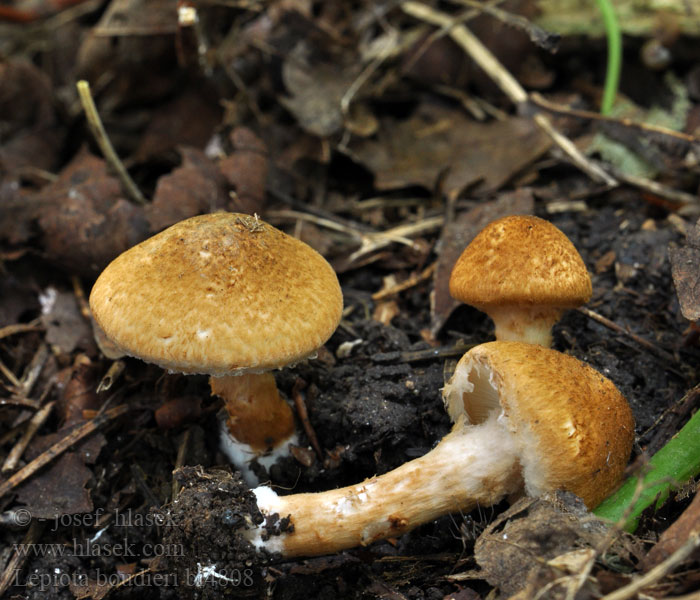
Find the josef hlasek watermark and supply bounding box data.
[8,507,258,590]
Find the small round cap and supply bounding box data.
[90,213,343,375]
[449,215,592,309]
[443,341,634,508]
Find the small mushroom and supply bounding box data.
[218,341,634,558]
[89,212,343,483]
[449,215,592,346]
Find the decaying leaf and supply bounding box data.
[280,43,361,138]
[36,150,149,275]
[0,59,61,173]
[351,102,550,196]
[474,492,616,598]
[218,127,269,215]
[131,89,223,163]
[14,431,105,519]
[40,287,94,355]
[146,147,228,232]
[670,217,700,321]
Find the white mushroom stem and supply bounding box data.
[486,305,564,347]
[243,413,522,558]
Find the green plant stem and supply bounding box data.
[594,403,700,531]
[594,0,621,115]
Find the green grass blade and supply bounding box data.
[594,0,622,115]
[594,405,700,531]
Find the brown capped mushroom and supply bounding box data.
[449,215,592,346]
[226,341,634,558]
[89,212,343,482]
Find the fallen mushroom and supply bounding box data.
[89,212,343,483]
[449,215,592,346]
[163,341,634,565]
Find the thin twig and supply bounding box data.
[292,378,323,461]
[611,168,700,206]
[0,397,40,409]
[350,214,444,261]
[0,520,45,596]
[71,275,92,320]
[0,319,43,340]
[533,113,618,186]
[372,263,437,300]
[341,28,398,116]
[2,401,55,473]
[577,306,676,363]
[600,532,700,600]
[0,405,129,500]
[265,209,365,241]
[268,208,442,263]
[76,80,147,205]
[172,429,191,500]
[0,357,21,388]
[530,92,699,145]
[19,343,48,398]
[400,1,618,187]
[450,0,560,51]
[403,1,526,102]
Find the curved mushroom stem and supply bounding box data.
[486,306,564,347]
[244,414,522,558]
[163,342,633,583]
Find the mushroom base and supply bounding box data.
[219,416,299,486]
[211,372,296,452]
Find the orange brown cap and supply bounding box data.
[443,341,634,508]
[449,215,592,345]
[89,213,343,376]
[449,215,592,308]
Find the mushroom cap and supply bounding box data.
[89,213,343,375]
[443,341,634,508]
[449,215,592,309]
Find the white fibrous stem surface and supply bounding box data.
[219,417,298,487]
[487,305,563,347]
[242,414,522,557]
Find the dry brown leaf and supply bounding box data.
[351,102,550,196]
[14,431,105,519]
[40,288,94,355]
[36,150,149,275]
[131,90,223,164]
[475,492,610,598]
[280,43,361,137]
[670,217,700,321]
[146,147,228,232]
[0,59,61,173]
[219,127,269,216]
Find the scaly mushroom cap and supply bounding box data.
[449,215,592,310]
[443,341,634,508]
[89,213,343,375]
